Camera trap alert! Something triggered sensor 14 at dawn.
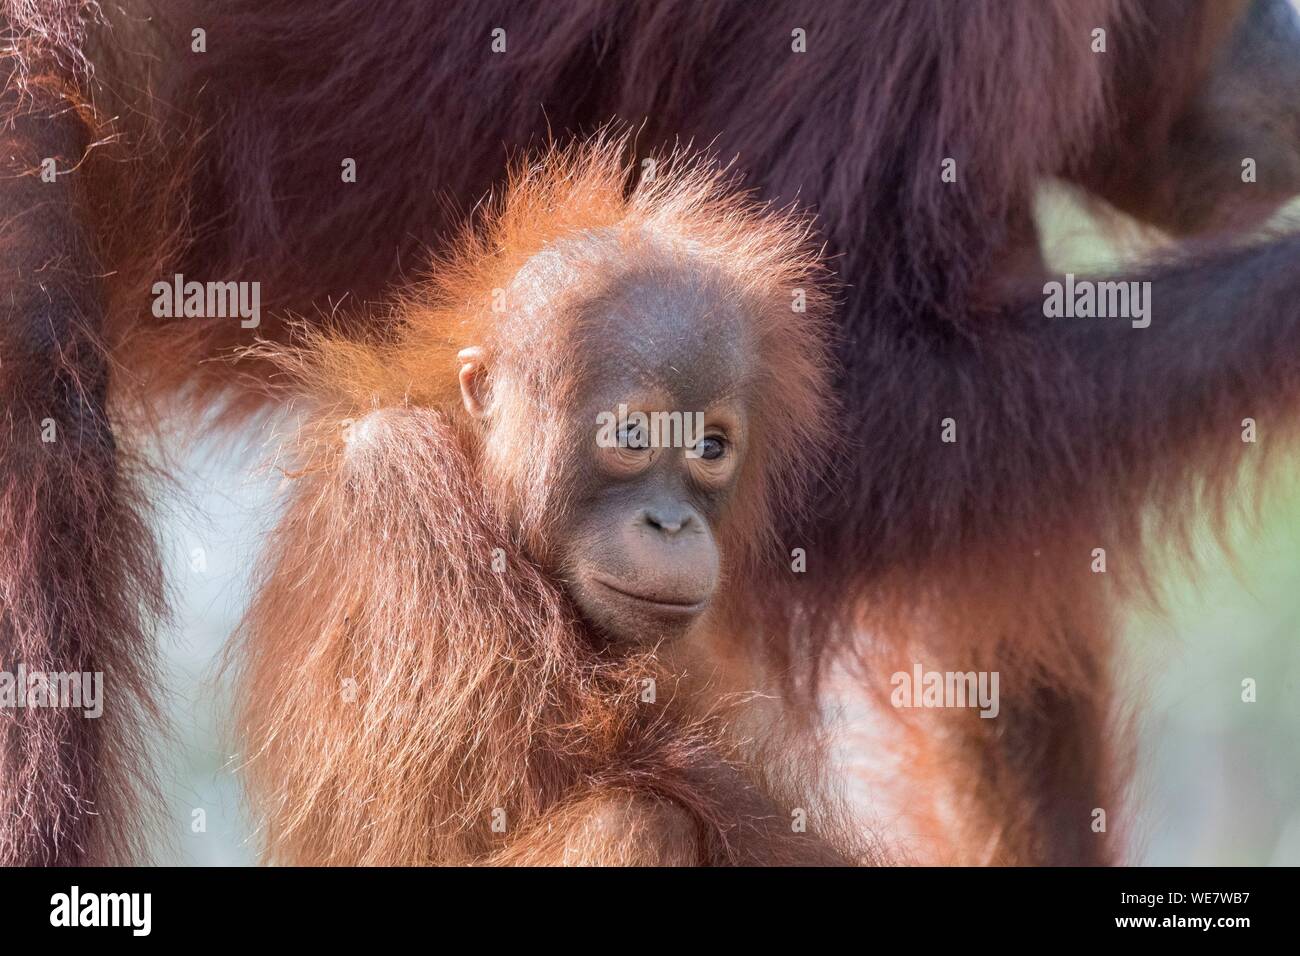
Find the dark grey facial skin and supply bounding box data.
[558,275,752,644]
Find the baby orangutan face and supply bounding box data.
[458,271,753,643]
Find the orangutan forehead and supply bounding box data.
[570,271,755,410]
[584,270,747,353]
[501,234,755,395]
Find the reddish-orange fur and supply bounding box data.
[5,0,1300,866]
[234,141,859,865]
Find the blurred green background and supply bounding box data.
[1038,186,1300,865]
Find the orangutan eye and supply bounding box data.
[698,436,726,461]
[619,424,650,449]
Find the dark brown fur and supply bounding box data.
[2,0,1299,864]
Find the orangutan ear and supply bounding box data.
[457,346,489,418]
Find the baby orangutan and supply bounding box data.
[236,139,864,865]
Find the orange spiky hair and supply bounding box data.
[273,133,837,576]
[234,136,850,865]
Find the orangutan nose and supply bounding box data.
[640,506,695,536]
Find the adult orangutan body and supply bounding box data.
[2,0,1300,864]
